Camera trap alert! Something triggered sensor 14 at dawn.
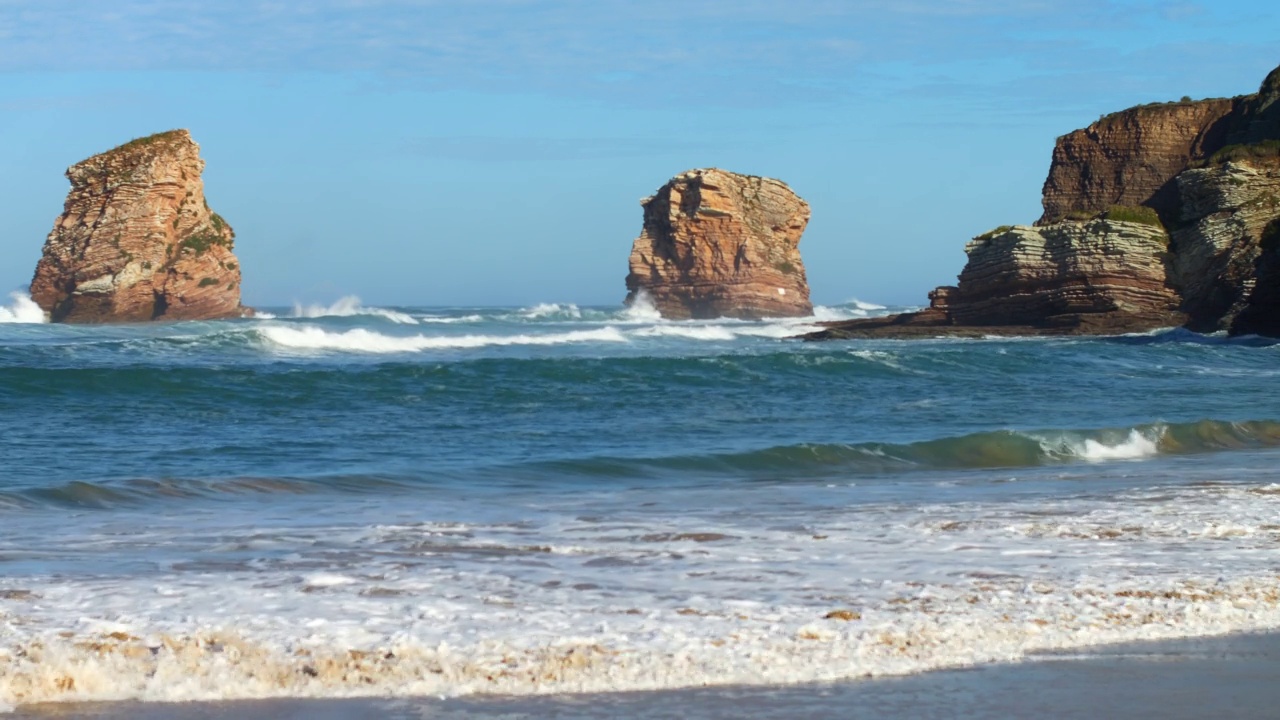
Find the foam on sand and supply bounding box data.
[0,292,46,323]
[3,479,1280,709]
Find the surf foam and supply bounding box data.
[291,296,418,324]
[4,480,1280,709]
[1076,429,1162,462]
[0,292,46,324]
[259,325,629,353]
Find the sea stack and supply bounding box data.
[30,130,247,323]
[625,168,812,319]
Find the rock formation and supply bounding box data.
[1226,65,1280,145]
[1038,99,1236,224]
[1169,159,1280,331]
[946,219,1182,332]
[625,168,812,319]
[1230,217,1280,337]
[30,130,247,323]
[805,61,1280,341]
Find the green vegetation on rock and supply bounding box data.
[198,277,220,288]
[180,229,230,256]
[109,130,188,157]
[1203,140,1280,166]
[973,226,1015,242]
[1102,205,1164,228]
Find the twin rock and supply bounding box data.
[28,63,1280,337]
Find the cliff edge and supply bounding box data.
[30,130,247,323]
[625,168,812,319]
[807,62,1280,341]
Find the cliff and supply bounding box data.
[1170,159,1280,331]
[625,168,812,319]
[1038,99,1236,224]
[806,61,1280,341]
[29,130,247,323]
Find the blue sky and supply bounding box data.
[0,1,1276,307]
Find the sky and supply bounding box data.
[0,1,1276,308]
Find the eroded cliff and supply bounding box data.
[625,169,812,319]
[30,130,247,323]
[1170,159,1280,331]
[806,61,1280,341]
[1038,99,1236,225]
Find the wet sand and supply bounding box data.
[12,631,1280,719]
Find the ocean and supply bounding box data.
[2,292,1280,712]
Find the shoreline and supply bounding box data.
[12,630,1280,719]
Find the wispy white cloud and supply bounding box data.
[0,0,1273,108]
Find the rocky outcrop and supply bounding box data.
[946,220,1182,331]
[625,168,812,319]
[805,62,1280,341]
[1171,159,1280,331]
[1038,99,1236,224]
[30,130,247,323]
[1230,217,1280,337]
[1226,65,1280,145]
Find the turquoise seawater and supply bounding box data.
[2,297,1280,708]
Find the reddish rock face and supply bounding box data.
[805,62,1280,341]
[30,130,247,323]
[625,168,812,319]
[1038,99,1237,225]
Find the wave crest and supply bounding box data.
[291,296,417,324]
[259,325,629,353]
[0,291,47,324]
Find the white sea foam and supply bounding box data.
[631,325,738,341]
[259,325,629,353]
[0,291,46,323]
[291,296,418,324]
[519,303,581,320]
[810,305,868,321]
[620,291,663,323]
[420,314,485,324]
[3,479,1280,708]
[1075,429,1162,462]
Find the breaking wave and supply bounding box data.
[291,296,418,324]
[533,419,1280,479]
[259,325,630,353]
[518,302,582,320]
[0,291,46,324]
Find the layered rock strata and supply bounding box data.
[625,168,812,319]
[947,220,1182,331]
[1038,99,1236,225]
[30,130,247,323]
[806,62,1280,341]
[1170,159,1280,331]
